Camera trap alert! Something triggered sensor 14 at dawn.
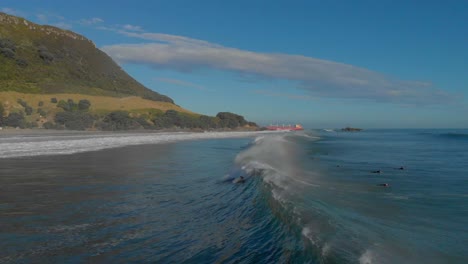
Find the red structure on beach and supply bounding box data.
[266,124,304,131]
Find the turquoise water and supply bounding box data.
[0,130,467,263]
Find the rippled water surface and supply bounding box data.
[0,136,309,263]
[1,130,467,263]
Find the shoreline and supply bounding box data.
[0,129,271,159]
[0,127,261,136]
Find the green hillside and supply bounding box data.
[0,12,258,131]
[0,12,173,103]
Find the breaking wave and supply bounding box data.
[0,131,268,159]
[233,132,394,263]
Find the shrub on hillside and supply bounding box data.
[25,105,33,116]
[0,39,16,51]
[0,103,4,126]
[199,115,218,129]
[17,99,28,108]
[152,110,179,129]
[38,46,54,63]
[37,108,47,116]
[151,110,217,130]
[54,111,95,130]
[0,47,15,59]
[96,111,140,131]
[0,39,15,59]
[51,98,58,103]
[57,99,77,111]
[15,58,28,67]
[216,112,247,128]
[135,116,153,129]
[16,99,33,116]
[4,112,25,128]
[78,99,91,111]
[38,101,44,107]
[43,121,57,129]
[57,100,68,110]
[152,115,173,129]
[247,121,258,127]
[68,99,78,111]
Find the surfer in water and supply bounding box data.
[233,176,245,183]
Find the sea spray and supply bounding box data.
[234,134,339,260]
[233,132,395,263]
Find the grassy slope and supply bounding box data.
[0,12,173,103]
[0,92,196,124]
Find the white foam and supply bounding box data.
[302,227,318,245]
[321,242,331,256]
[236,134,321,191]
[0,131,265,158]
[253,136,264,143]
[359,249,374,264]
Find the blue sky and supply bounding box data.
[2,1,467,128]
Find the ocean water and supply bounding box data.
[0,130,467,263]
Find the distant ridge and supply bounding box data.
[0,12,173,103]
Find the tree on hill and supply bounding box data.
[16,99,33,115]
[0,103,4,126]
[78,99,91,111]
[57,99,80,112]
[4,112,25,128]
[96,111,140,131]
[54,111,95,130]
[199,115,218,129]
[216,112,247,128]
[57,100,71,111]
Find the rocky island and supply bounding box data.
[341,127,363,132]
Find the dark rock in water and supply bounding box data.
[371,170,382,174]
[341,127,363,132]
[398,166,405,170]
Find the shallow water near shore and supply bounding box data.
[1,130,467,263]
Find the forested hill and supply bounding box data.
[0,12,173,103]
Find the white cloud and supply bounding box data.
[1,7,25,16]
[35,12,66,25]
[101,32,454,105]
[52,22,72,29]
[155,77,206,91]
[95,25,114,31]
[36,13,48,23]
[79,17,104,25]
[253,90,315,101]
[122,24,143,32]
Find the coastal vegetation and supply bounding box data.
[0,92,257,131]
[0,12,258,131]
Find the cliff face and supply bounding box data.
[0,12,173,103]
